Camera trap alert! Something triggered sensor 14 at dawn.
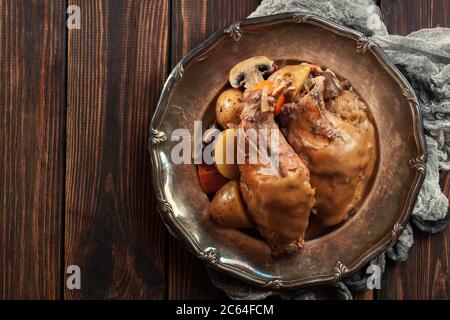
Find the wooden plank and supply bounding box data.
[169,0,261,299]
[380,0,449,35]
[353,289,374,300]
[65,0,169,299]
[378,171,449,299]
[0,0,66,299]
[378,0,450,300]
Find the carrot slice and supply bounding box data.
[274,93,285,117]
[254,80,285,116]
[253,80,275,92]
[198,164,229,195]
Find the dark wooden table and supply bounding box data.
[0,0,448,300]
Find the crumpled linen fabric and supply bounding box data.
[208,0,449,300]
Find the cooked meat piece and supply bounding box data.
[323,70,342,100]
[326,90,367,125]
[238,89,315,256]
[281,76,376,227]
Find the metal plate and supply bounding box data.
[149,13,426,289]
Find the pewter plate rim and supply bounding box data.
[149,13,426,289]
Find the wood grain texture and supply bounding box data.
[353,289,374,300]
[0,0,66,299]
[379,0,450,300]
[168,0,261,299]
[65,0,168,299]
[380,0,449,35]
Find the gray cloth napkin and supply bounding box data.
[208,0,450,300]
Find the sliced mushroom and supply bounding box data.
[229,56,275,90]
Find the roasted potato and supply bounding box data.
[268,64,311,101]
[214,128,239,180]
[209,180,253,228]
[215,88,244,128]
